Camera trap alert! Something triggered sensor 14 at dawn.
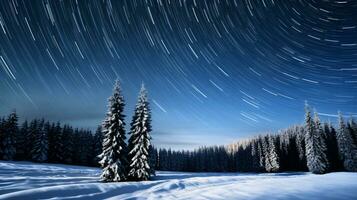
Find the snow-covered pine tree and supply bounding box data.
[257,136,265,171]
[304,104,329,174]
[127,84,153,181]
[262,135,279,172]
[1,112,18,160]
[261,136,269,172]
[31,119,48,162]
[314,112,329,171]
[98,81,128,182]
[250,139,258,170]
[265,135,280,172]
[336,112,357,171]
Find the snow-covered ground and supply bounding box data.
[0,161,356,200]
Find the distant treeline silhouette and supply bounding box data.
[1,105,356,174]
[0,113,101,166]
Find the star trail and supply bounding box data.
[0,0,356,149]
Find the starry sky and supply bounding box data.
[0,0,356,149]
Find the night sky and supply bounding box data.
[0,0,356,149]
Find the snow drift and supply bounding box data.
[0,161,356,200]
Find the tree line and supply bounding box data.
[0,110,153,180]
[0,111,103,167]
[0,81,154,182]
[1,102,356,175]
[153,104,357,174]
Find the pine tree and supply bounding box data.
[93,126,103,166]
[251,139,262,171]
[148,145,157,175]
[48,122,63,163]
[26,119,38,160]
[62,125,74,164]
[264,135,280,172]
[158,148,168,170]
[314,112,329,170]
[304,104,329,174]
[98,81,128,182]
[75,129,93,166]
[295,125,307,171]
[127,84,153,181]
[85,130,94,165]
[336,112,357,171]
[277,133,287,171]
[71,128,80,164]
[324,123,342,171]
[257,136,265,171]
[261,136,269,172]
[2,112,18,160]
[31,119,48,162]
[15,120,28,160]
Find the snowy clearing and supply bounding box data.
[0,161,357,200]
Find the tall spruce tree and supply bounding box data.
[1,112,18,160]
[304,104,329,174]
[336,112,357,171]
[127,84,153,181]
[98,81,128,182]
[313,112,329,171]
[261,136,269,172]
